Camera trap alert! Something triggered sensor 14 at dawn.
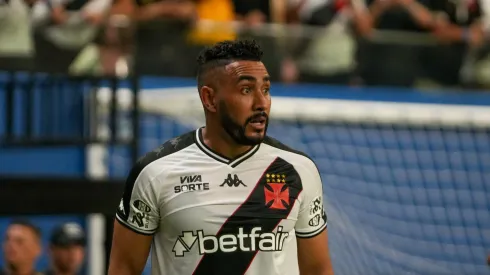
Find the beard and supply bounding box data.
[219,101,269,146]
[55,261,73,273]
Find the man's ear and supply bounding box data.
[200,86,217,113]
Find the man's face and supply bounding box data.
[216,60,271,146]
[50,245,85,273]
[3,225,41,268]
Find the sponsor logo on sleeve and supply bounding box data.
[308,195,327,226]
[130,200,152,229]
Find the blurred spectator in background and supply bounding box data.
[0,0,36,69]
[188,0,235,45]
[0,220,42,275]
[358,0,490,88]
[30,0,113,73]
[233,0,287,26]
[44,223,86,275]
[280,0,373,85]
[109,0,198,76]
[232,0,288,79]
[416,0,490,88]
[358,0,434,87]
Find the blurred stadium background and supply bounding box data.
[1,0,490,274]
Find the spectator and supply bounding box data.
[44,223,86,275]
[233,0,287,26]
[280,0,373,85]
[0,220,43,275]
[356,0,435,87]
[405,0,490,88]
[109,0,197,76]
[31,0,113,73]
[0,0,35,67]
[187,0,236,45]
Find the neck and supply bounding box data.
[5,264,35,275]
[51,266,75,275]
[202,125,252,159]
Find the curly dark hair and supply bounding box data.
[196,40,264,88]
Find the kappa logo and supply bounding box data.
[118,200,125,215]
[172,226,289,257]
[264,173,289,210]
[220,174,246,187]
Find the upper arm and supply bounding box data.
[110,0,134,17]
[109,221,153,275]
[82,0,113,14]
[269,0,286,23]
[295,160,332,274]
[108,161,161,275]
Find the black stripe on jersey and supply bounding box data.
[194,128,260,166]
[296,224,327,239]
[192,157,303,275]
[264,136,328,223]
[115,215,155,236]
[263,136,312,162]
[116,131,195,225]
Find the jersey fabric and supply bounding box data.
[115,128,328,275]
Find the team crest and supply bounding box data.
[264,173,289,210]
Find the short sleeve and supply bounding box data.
[295,160,327,238]
[116,162,160,235]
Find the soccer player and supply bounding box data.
[108,39,333,275]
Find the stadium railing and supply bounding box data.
[128,18,490,89]
[0,56,141,274]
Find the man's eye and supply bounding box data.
[263,88,270,94]
[242,87,252,94]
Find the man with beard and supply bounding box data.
[44,223,86,275]
[108,39,333,275]
[1,220,43,275]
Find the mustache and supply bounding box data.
[246,112,268,124]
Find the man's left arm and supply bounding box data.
[295,160,334,275]
[429,0,489,46]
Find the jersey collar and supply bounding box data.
[194,128,260,167]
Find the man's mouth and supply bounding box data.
[249,116,267,128]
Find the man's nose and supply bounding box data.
[253,90,268,111]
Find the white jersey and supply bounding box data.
[115,128,327,275]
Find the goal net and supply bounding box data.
[92,84,490,275]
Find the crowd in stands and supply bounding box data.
[1,0,490,90]
[1,221,86,275]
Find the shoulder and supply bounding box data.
[262,136,318,172]
[128,130,196,180]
